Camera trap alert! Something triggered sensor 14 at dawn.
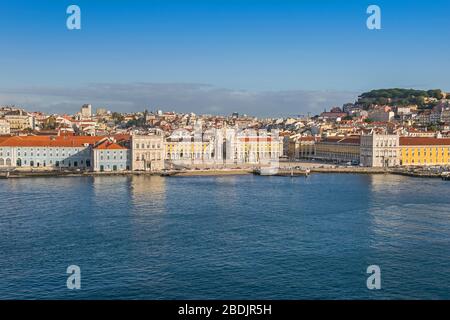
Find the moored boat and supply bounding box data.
[254,167,278,176]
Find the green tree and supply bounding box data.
[112,112,125,124]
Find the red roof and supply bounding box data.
[400,137,450,146]
[113,134,131,142]
[94,140,127,150]
[298,136,316,141]
[0,136,104,147]
[322,136,361,144]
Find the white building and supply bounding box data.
[360,133,400,167]
[368,110,395,122]
[0,119,11,135]
[131,133,165,171]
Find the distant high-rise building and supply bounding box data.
[81,104,92,118]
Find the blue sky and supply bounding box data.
[0,0,449,116]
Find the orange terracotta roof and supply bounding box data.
[113,134,131,142]
[298,136,316,141]
[322,136,361,144]
[94,140,127,150]
[0,136,104,147]
[400,137,450,146]
[0,136,12,144]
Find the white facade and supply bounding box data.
[92,147,131,172]
[131,134,165,171]
[360,133,400,167]
[0,145,93,169]
[0,119,10,135]
[368,110,395,122]
[0,146,13,167]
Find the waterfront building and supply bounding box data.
[233,134,282,164]
[92,138,131,172]
[0,136,13,167]
[360,133,400,167]
[165,135,215,165]
[0,135,104,169]
[287,135,316,160]
[400,137,450,166]
[165,128,283,167]
[315,136,360,163]
[131,133,165,171]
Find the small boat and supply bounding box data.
[254,167,278,176]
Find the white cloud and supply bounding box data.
[0,83,358,117]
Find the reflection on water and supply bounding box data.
[130,175,166,215]
[365,174,450,299]
[1,174,450,299]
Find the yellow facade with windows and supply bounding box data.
[314,137,360,163]
[399,137,450,166]
[165,139,214,161]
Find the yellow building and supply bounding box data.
[315,136,360,163]
[235,136,282,163]
[165,138,214,162]
[131,134,165,171]
[4,110,33,132]
[288,136,316,159]
[400,137,450,166]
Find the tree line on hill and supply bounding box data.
[356,88,446,109]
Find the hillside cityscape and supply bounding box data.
[1,88,450,175]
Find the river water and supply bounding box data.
[1,174,449,299]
